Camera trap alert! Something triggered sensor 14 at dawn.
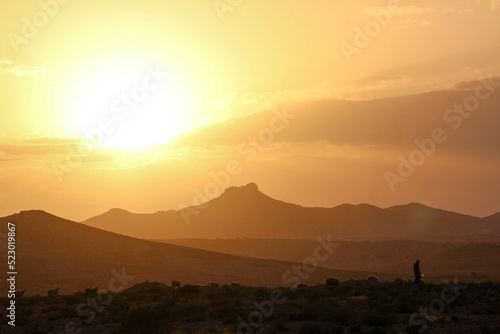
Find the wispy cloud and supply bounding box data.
[214,74,411,113]
[446,8,476,13]
[337,74,411,90]
[0,60,47,76]
[0,135,189,172]
[214,82,341,112]
[0,136,81,156]
[454,75,500,90]
[361,6,434,16]
[420,19,433,27]
[361,5,475,16]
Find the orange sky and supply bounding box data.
[0,0,499,221]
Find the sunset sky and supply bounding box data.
[1,0,499,221]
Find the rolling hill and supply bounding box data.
[83,183,500,241]
[0,210,383,295]
[155,238,500,282]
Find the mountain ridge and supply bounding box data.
[82,183,500,241]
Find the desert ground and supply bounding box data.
[1,280,499,334]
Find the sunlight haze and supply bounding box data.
[1,0,499,220]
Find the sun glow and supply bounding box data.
[61,58,194,150]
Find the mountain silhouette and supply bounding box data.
[83,183,500,240]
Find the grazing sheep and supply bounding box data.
[14,289,26,298]
[172,280,181,288]
[85,286,98,297]
[368,275,379,283]
[48,287,60,297]
[296,283,309,288]
[326,278,341,286]
[395,277,406,284]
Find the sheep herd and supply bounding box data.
[296,275,424,288]
[14,289,26,298]
[13,276,423,298]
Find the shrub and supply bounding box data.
[329,306,355,326]
[348,326,363,334]
[326,278,341,286]
[367,328,386,334]
[209,304,244,324]
[364,313,388,327]
[121,305,175,334]
[405,325,422,334]
[325,324,345,333]
[299,323,322,334]
[268,319,288,333]
[64,292,86,305]
[59,305,78,318]
[288,308,318,321]
[178,284,200,294]
[44,305,59,312]
[181,302,207,322]
[481,326,500,334]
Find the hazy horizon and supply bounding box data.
[1,0,500,221]
[5,180,499,223]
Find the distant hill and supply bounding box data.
[0,210,382,295]
[83,183,500,241]
[156,238,500,282]
[484,212,500,224]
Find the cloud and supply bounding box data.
[214,82,342,113]
[23,137,82,146]
[337,74,410,90]
[446,8,476,13]
[0,136,84,156]
[491,0,500,9]
[175,83,500,158]
[0,60,47,76]
[0,135,186,171]
[420,19,432,27]
[361,6,434,16]
[400,6,435,15]
[214,75,411,113]
[454,75,500,90]
[361,5,476,16]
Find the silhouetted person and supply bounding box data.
[413,260,422,284]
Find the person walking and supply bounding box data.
[413,260,422,284]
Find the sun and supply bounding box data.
[61,58,193,150]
